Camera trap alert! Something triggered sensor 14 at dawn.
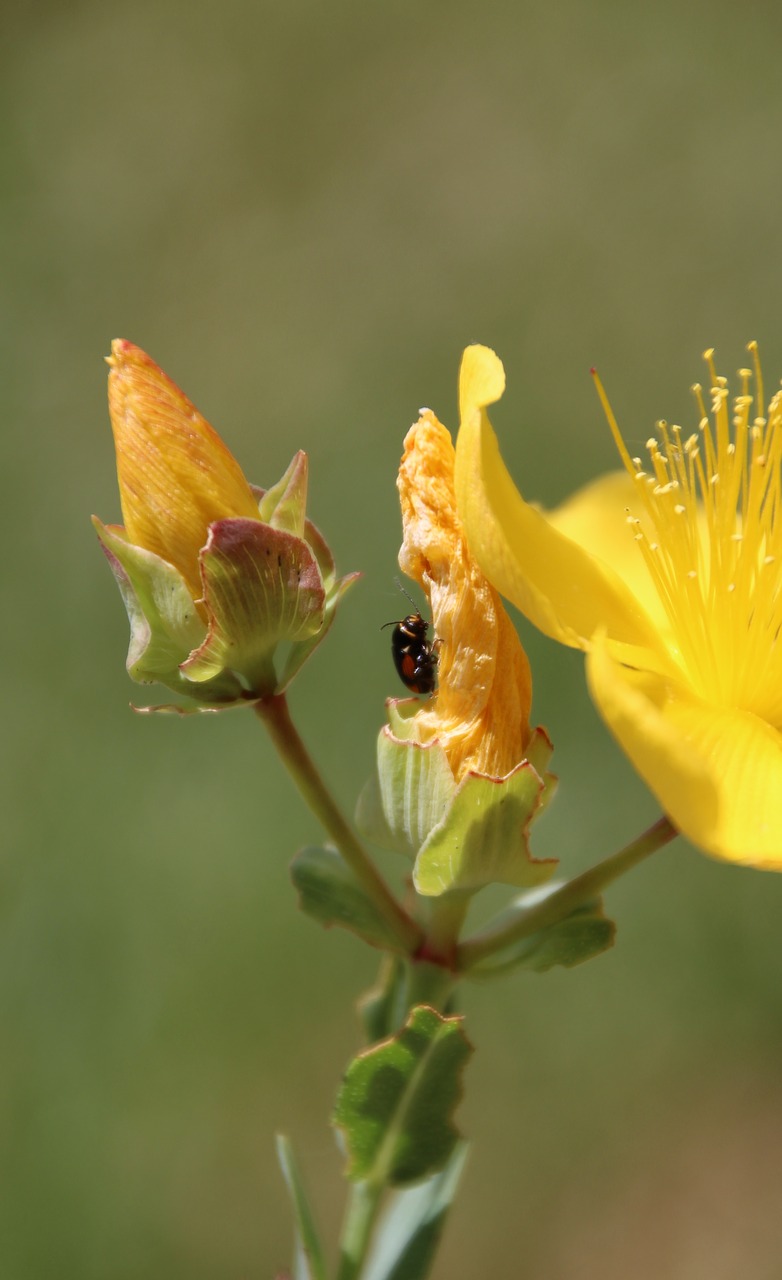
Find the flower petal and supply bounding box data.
[108,340,260,599]
[587,637,782,868]
[546,471,669,635]
[398,408,532,781]
[454,345,665,661]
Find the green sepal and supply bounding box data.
[463,883,616,979]
[355,728,456,858]
[276,1134,327,1280]
[413,757,557,897]
[182,518,325,695]
[362,1142,468,1280]
[302,514,339,592]
[333,1005,472,1188]
[278,568,361,692]
[385,697,428,740]
[359,720,558,897]
[255,451,308,539]
[524,726,558,818]
[253,475,344,598]
[290,846,408,954]
[93,518,244,703]
[98,452,356,706]
[132,703,221,717]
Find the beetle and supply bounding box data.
[382,587,438,695]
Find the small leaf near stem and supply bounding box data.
[464,895,615,980]
[291,846,413,954]
[333,1006,472,1188]
[336,1181,384,1280]
[361,1142,469,1280]
[255,694,422,955]
[276,1135,327,1280]
[457,814,677,972]
[333,1008,472,1275]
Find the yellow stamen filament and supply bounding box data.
[594,345,782,722]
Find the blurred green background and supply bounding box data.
[4,1,782,1276]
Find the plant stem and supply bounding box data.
[418,894,470,968]
[405,958,458,1014]
[335,1180,383,1280]
[255,693,422,955]
[458,814,677,972]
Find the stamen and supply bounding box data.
[594,344,782,717]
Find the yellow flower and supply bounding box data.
[107,339,260,601]
[454,342,782,870]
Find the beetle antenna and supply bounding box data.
[393,576,421,611]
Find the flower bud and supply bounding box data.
[94,341,356,708]
[358,406,556,896]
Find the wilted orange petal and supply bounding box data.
[398,410,531,781]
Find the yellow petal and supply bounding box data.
[546,470,671,636]
[587,636,782,868]
[454,345,665,663]
[108,340,260,600]
[397,409,531,781]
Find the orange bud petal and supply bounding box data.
[107,340,260,599]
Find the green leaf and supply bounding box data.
[333,1005,472,1187]
[464,883,616,979]
[276,1134,327,1280]
[414,760,556,897]
[358,957,409,1044]
[291,847,407,954]
[362,1142,469,1280]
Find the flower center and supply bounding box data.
[597,344,782,722]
